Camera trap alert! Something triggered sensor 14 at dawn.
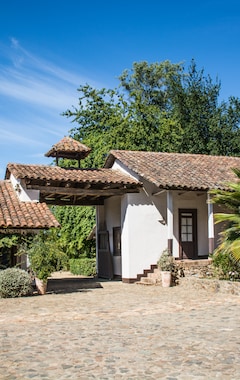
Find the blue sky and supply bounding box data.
[0,0,240,179]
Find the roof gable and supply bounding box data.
[0,181,60,231]
[105,150,240,191]
[5,163,141,206]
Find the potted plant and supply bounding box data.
[26,230,68,294]
[157,249,175,287]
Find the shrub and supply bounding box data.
[25,231,69,282]
[211,252,240,281]
[69,258,96,276]
[0,268,32,298]
[157,249,175,271]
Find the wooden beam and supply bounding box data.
[152,189,166,196]
[0,228,44,234]
[42,198,104,206]
[27,184,139,196]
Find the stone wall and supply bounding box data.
[179,276,240,296]
[175,259,214,279]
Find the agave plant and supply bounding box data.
[210,168,240,262]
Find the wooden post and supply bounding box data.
[167,190,173,255]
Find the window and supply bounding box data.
[180,213,193,242]
[113,227,121,256]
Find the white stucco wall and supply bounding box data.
[10,174,40,202]
[120,183,167,280]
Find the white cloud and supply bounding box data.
[0,124,46,146]
[0,38,104,178]
[9,37,90,86]
[0,73,76,110]
[0,38,101,113]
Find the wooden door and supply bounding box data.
[179,209,198,259]
[97,231,113,279]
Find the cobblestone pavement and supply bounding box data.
[0,276,240,380]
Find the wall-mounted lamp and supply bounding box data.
[14,183,21,194]
[158,219,166,225]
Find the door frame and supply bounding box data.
[179,209,198,259]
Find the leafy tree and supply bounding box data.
[174,60,240,155]
[64,61,187,167]
[52,206,96,258]
[118,60,184,152]
[65,59,240,163]
[64,86,130,167]
[26,230,68,281]
[0,234,19,249]
[210,168,240,262]
[0,234,22,268]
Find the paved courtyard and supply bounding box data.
[0,276,240,380]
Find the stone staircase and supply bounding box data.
[136,267,162,285]
[136,258,213,285]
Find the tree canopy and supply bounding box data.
[64,59,240,168]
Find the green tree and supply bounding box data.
[210,168,240,262]
[64,85,131,167]
[52,206,96,258]
[65,60,240,162]
[0,234,22,268]
[174,60,240,155]
[26,230,68,282]
[118,60,184,152]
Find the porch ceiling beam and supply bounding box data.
[152,189,166,196]
[27,185,138,196]
[0,228,42,234]
[42,198,105,206]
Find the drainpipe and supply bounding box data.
[167,190,173,255]
[207,192,214,254]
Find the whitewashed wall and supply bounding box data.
[10,174,40,202]
[120,188,167,280]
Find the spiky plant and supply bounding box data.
[210,168,240,262]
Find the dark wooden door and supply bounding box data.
[97,231,113,279]
[179,209,198,259]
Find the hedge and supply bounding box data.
[69,258,96,276]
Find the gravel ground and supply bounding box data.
[0,275,239,380]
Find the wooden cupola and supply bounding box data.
[45,136,91,167]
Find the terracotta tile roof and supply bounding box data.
[0,181,60,230]
[5,163,140,186]
[105,150,240,191]
[45,137,91,160]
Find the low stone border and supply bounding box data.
[179,276,240,295]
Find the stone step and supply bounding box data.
[147,271,161,280]
[136,277,159,285]
[175,259,212,268]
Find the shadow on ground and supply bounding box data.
[46,277,103,294]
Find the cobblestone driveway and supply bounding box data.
[0,276,240,379]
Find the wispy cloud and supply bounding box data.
[0,125,46,146]
[0,38,100,178]
[8,37,89,87]
[0,38,91,111]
